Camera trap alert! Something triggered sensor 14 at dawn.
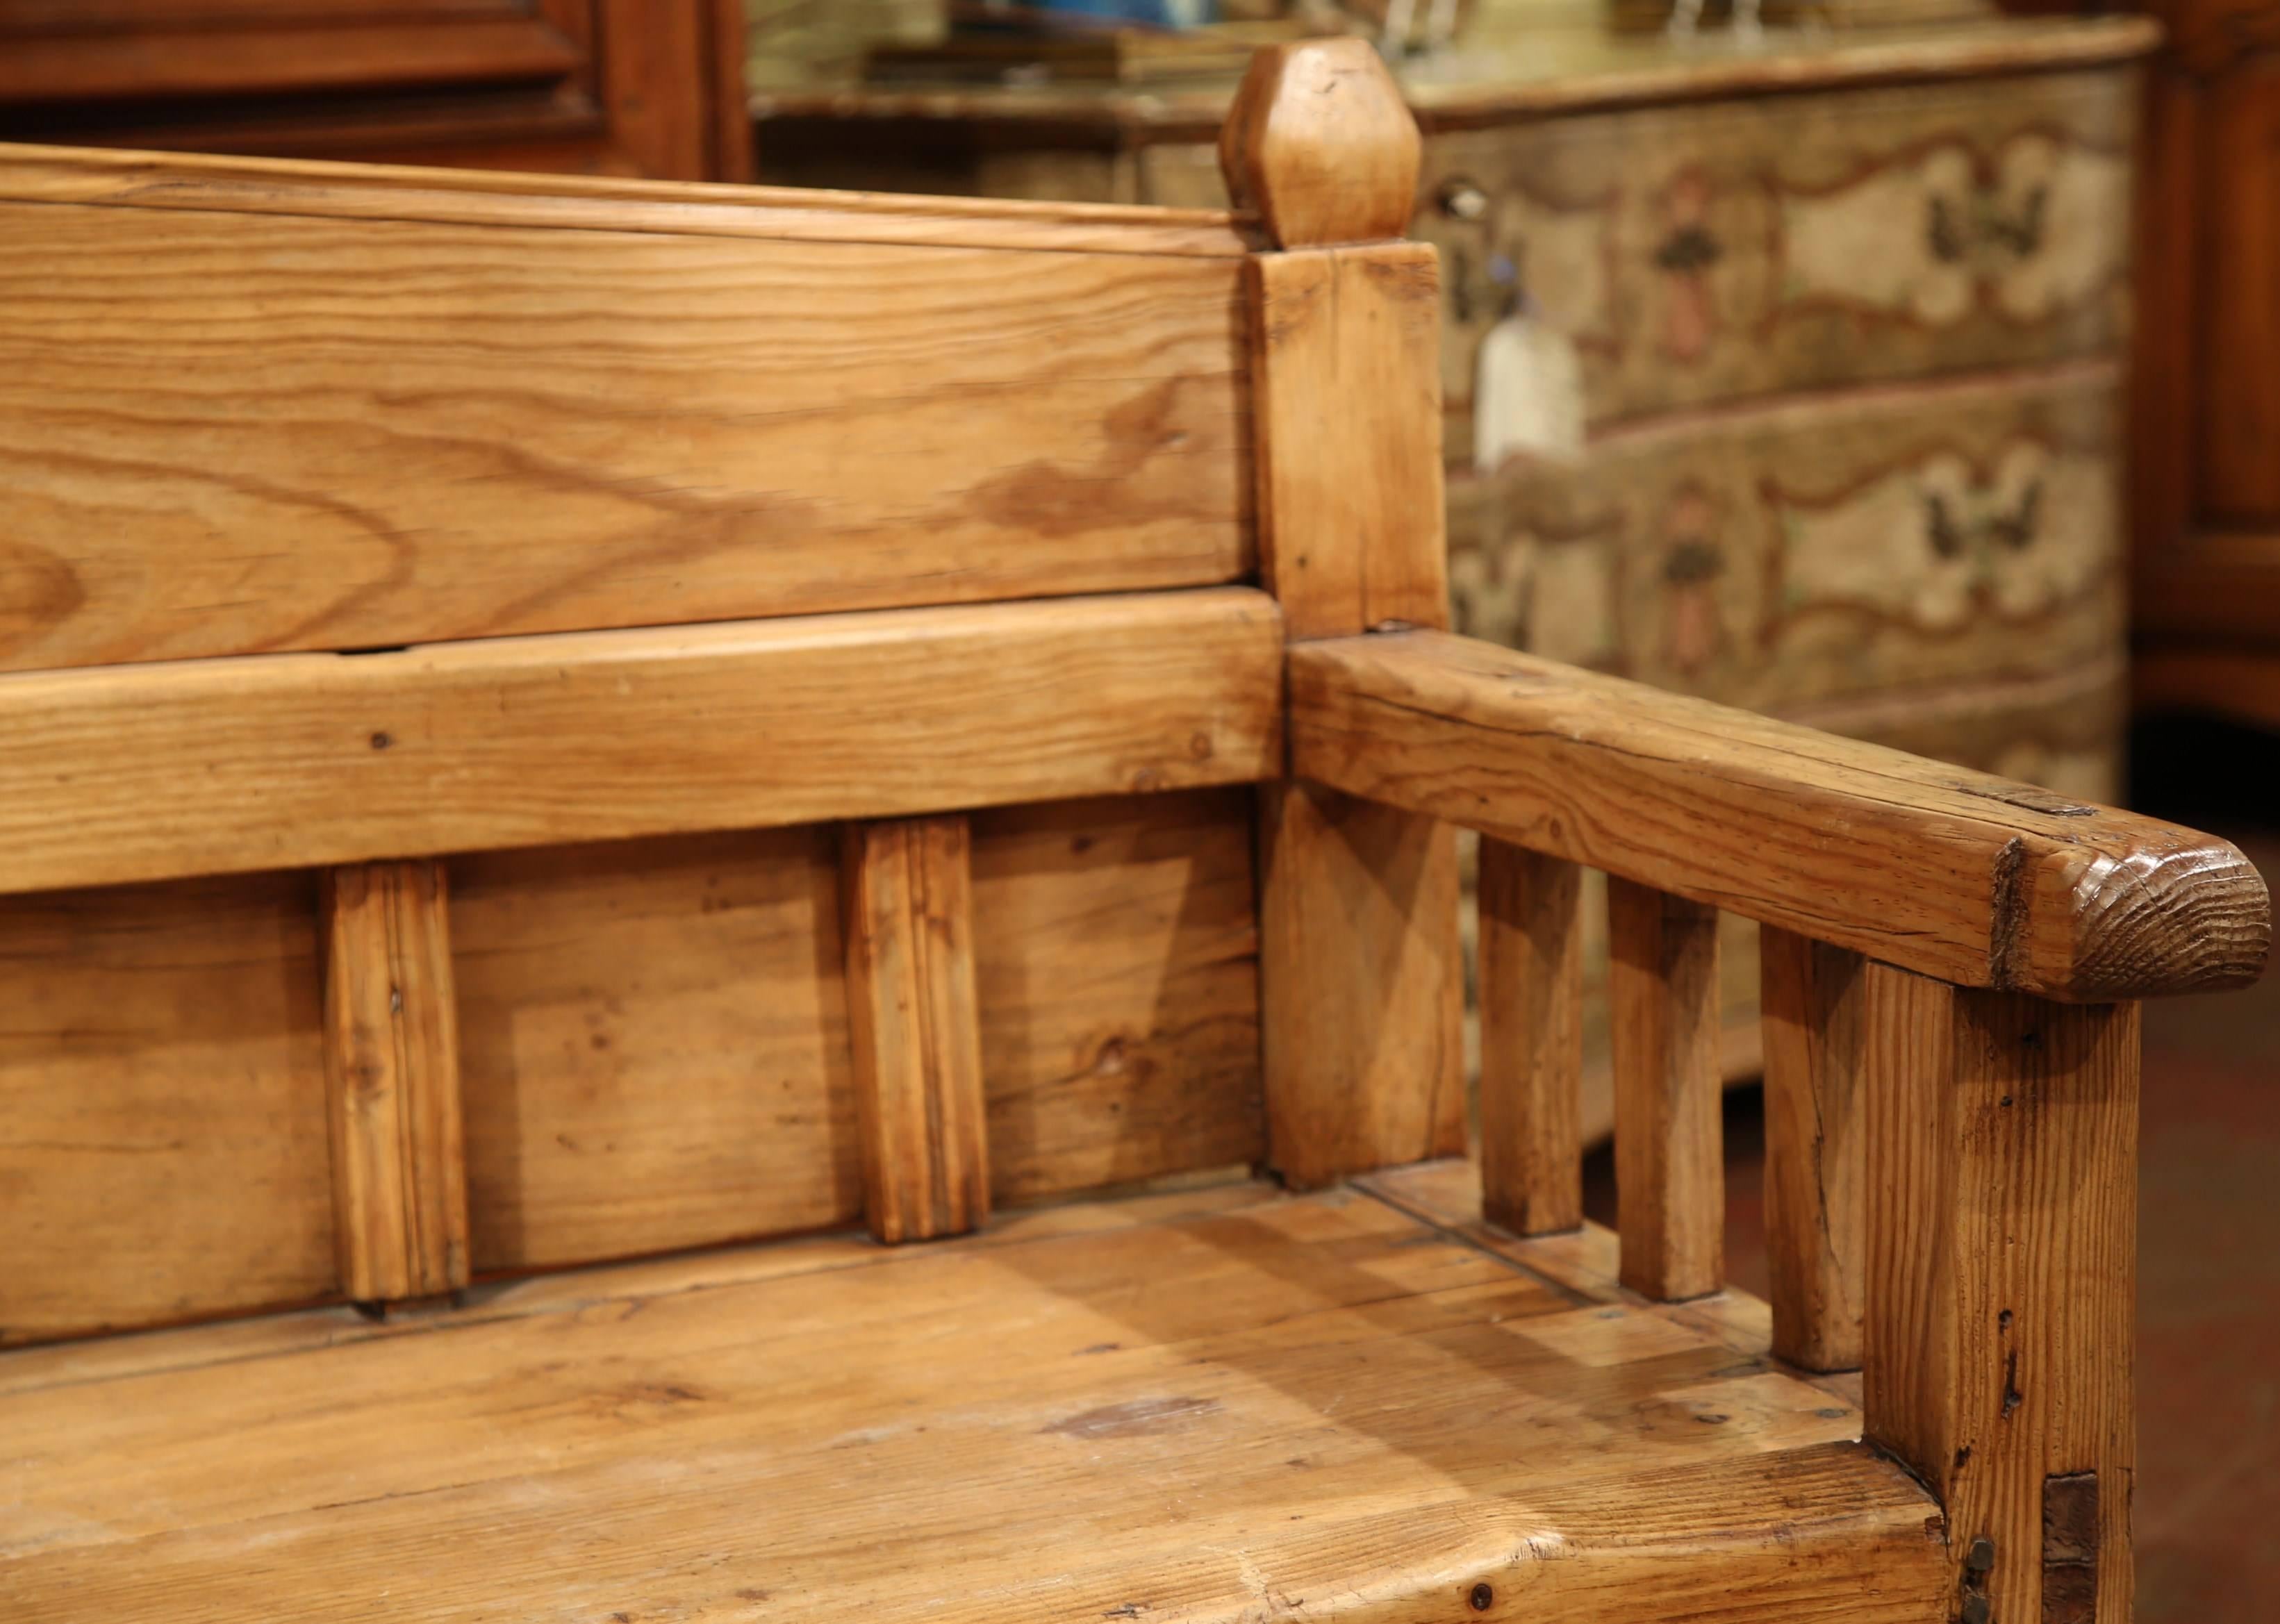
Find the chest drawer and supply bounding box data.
[1419,67,2137,452]
[1447,362,2124,710]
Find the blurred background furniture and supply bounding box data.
[2131,0,2280,731]
[750,0,2158,1124]
[0,0,752,179]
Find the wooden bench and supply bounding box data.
[0,40,2265,1623]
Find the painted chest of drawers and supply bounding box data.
[754,12,2156,1120]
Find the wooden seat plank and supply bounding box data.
[0,1182,1940,1623]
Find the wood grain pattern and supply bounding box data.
[1608,877,1723,1302]
[0,1179,1944,1622]
[1246,245,1451,640]
[447,795,1264,1279]
[1477,838,1584,1236]
[1358,1157,1867,1411]
[0,872,333,1347]
[449,828,859,1275]
[1235,75,1464,1194]
[0,175,1248,677]
[0,141,1250,255]
[1256,784,1467,1188]
[1759,927,1867,1373]
[1288,629,2269,1000]
[842,816,989,1243]
[0,588,1283,897]
[321,859,469,1302]
[1219,38,1421,250]
[1863,969,2138,1624]
[969,791,1264,1207]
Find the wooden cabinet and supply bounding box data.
[0,0,751,179]
[2133,0,2280,720]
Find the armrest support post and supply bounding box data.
[1864,971,2136,1624]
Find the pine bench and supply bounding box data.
[0,40,2265,1624]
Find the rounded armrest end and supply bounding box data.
[2026,832,2271,1002]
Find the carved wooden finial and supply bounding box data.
[1219,39,1421,249]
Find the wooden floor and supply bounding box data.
[0,1161,1943,1623]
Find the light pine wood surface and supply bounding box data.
[0,141,1252,257]
[449,827,863,1276]
[1760,927,1869,1373]
[0,1178,1944,1622]
[1476,839,1585,1236]
[1232,46,1469,1193]
[0,589,1282,896]
[1289,629,2269,1000]
[0,872,335,1345]
[842,816,991,1243]
[0,163,1249,679]
[321,859,469,1302]
[969,791,1264,1208]
[1863,971,2138,1624]
[1609,877,1725,1302]
[1219,38,1422,251]
[1244,242,1450,641]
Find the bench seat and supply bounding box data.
[0,1163,1942,1623]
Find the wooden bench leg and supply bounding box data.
[842,815,990,1243]
[321,859,469,1303]
[1865,966,2136,1624]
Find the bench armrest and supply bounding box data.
[1289,629,2269,1002]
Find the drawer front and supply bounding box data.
[1447,365,2126,710]
[1418,68,2137,453]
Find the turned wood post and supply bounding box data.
[1228,40,1466,1187]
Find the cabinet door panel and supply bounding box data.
[0,2,581,103]
[2197,59,2280,527]
[0,0,746,181]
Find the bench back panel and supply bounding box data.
[0,790,1264,1346]
[0,148,1253,677]
[0,144,1278,1348]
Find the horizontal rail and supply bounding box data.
[0,142,1255,259]
[0,588,1282,897]
[1289,630,2268,1002]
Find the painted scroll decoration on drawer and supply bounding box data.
[1772,436,2114,635]
[1778,133,2130,328]
[1447,369,2122,713]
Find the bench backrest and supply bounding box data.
[0,42,1451,1344]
